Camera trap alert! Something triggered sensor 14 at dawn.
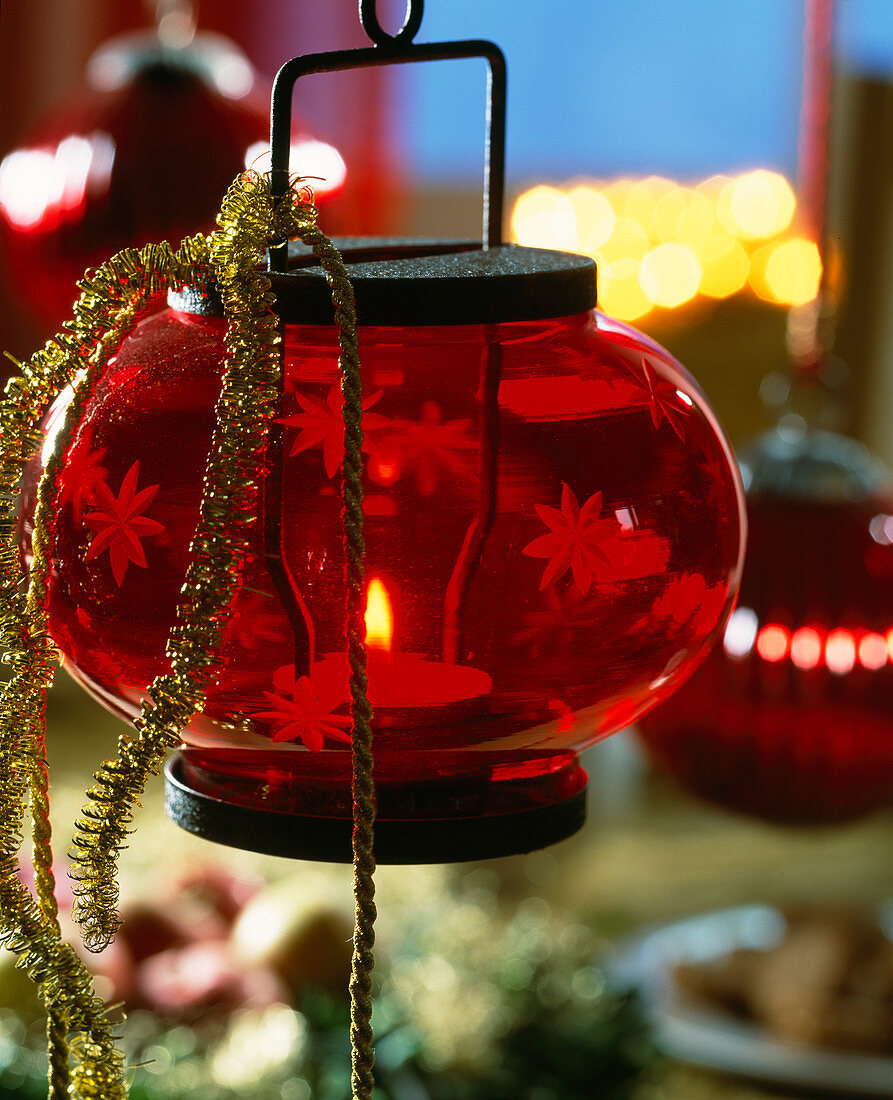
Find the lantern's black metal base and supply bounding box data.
[163,754,587,864]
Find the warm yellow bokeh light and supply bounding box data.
[675,192,715,245]
[604,178,636,210]
[511,185,578,251]
[598,258,652,321]
[749,238,822,305]
[511,170,806,314]
[696,235,750,298]
[638,243,702,308]
[726,170,796,240]
[651,188,690,241]
[762,238,822,305]
[623,182,659,230]
[596,215,651,265]
[696,174,731,200]
[566,185,615,251]
[642,175,678,199]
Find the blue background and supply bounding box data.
[396,1,893,185]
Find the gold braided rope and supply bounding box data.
[28,469,67,1098]
[0,171,376,1097]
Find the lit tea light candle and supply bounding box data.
[311,577,492,706]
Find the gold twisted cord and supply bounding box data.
[46,1008,70,1100]
[30,745,70,1098]
[291,225,376,1100]
[31,758,69,1098]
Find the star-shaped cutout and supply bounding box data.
[623,355,689,441]
[252,666,351,752]
[650,572,728,637]
[515,585,594,658]
[84,460,165,587]
[277,381,390,479]
[522,482,617,595]
[60,446,109,523]
[373,401,475,496]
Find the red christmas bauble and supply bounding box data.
[638,425,893,823]
[0,32,345,330]
[22,243,745,858]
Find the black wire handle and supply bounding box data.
[268,0,506,270]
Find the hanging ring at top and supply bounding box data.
[360,0,424,47]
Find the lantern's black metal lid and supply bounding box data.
[170,238,597,326]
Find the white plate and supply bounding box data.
[614,904,893,1097]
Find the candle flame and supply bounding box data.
[365,578,393,653]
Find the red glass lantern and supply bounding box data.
[19,21,746,862]
[23,249,745,859]
[638,424,893,823]
[0,27,345,330]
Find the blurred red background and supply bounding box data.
[0,0,408,355]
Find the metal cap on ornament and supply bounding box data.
[23,4,746,862]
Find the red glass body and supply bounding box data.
[639,482,893,823]
[23,305,745,821]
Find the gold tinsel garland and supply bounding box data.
[0,172,372,1098]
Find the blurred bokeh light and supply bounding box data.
[511,170,823,321]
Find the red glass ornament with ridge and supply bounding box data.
[0,31,345,331]
[638,426,893,823]
[21,239,745,860]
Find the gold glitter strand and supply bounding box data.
[0,860,127,1098]
[68,176,291,953]
[66,175,338,957]
[31,240,208,964]
[1,170,374,1097]
[26,342,115,1100]
[0,235,206,1097]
